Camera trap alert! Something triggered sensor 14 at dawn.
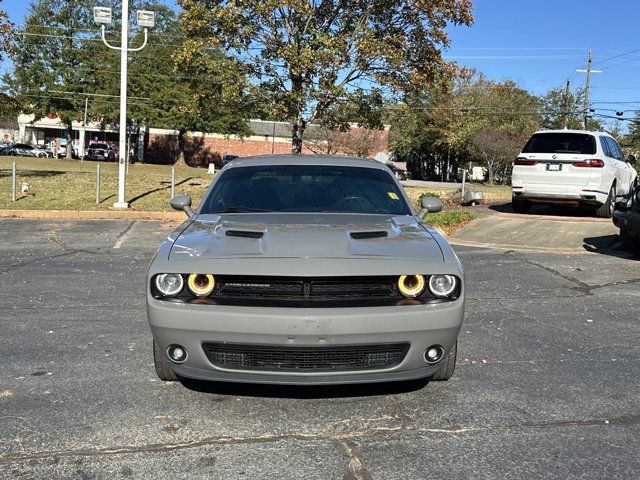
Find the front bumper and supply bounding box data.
[147,298,464,385]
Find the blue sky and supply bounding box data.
[444,0,640,126]
[3,0,640,127]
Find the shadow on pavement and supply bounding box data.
[490,202,600,218]
[179,376,430,399]
[583,234,639,260]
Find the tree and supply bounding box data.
[0,0,11,60]
[178,0,474,154]
[540,84,586,129]
[390,76,540,183]
[5,0,253,165]
[5,0,119,158]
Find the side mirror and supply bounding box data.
[628,154,636,165]
[170,194,195,218]
[419,196,443,218]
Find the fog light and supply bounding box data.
[167,344,187,363]
[425,345,444,364]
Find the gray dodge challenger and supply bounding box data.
[147,155,464,385]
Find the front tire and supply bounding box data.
[596,184,616,218]
[430,341,457,381]
[153,339,179,381]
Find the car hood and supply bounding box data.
[169,213,443,262]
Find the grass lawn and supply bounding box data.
[0,156,213,211]
[424,209,475,234]
[404,183,512,208]
[0,157,491,236]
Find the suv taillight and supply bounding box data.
[571,159,604,168]
[514,157,538,166]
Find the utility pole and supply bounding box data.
[561,78,570,129]
[94,5,154,209]
[576,50,602,130]
[81,96,88,161]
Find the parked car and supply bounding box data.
[86,143,115,161]
[36,145,54,158]
[0,143,48,158]
[147,155,464,386]
[55,145,79,159]
[613,180,640,255]
[511,129,637,217]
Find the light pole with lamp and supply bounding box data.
[93,5,154,209]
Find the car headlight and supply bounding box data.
[154,273,184,297]
[187,273,215,297]
[397,274,426,298]
[104,152,109,157]
[428,275,458,298]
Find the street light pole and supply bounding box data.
[95,4,154,209]
[114,0,130,208]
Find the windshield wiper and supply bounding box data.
[217,206,275,213]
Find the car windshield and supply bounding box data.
[91,144,109,149]
[522,133,596,154]
[201,164,411,215]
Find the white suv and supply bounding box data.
[511,129,637,217]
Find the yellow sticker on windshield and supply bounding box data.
[388,192,399,200]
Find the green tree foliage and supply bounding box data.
[0,0,17,118]
[390,76,541,183]
[177,0,474,154]
[6,0,252,164]
[540,84,585,129]
[5,0,112,158]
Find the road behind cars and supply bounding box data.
[1,219,639,479]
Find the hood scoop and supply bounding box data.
[349,230,388,240]
[226,229,265,239]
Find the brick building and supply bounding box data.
[15,116,390,166]
[144,120,390,167]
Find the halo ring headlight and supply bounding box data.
[187,273,215,297]
[154,273,184,297]
[397,274,426,298]
[428,275,457,298]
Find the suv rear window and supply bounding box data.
[90,144,109,149]
[522,133,596,155]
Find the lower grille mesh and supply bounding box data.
[203,343,409,372]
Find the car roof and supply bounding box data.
[227,154,387,169]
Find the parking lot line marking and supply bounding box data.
[113,221,136,249]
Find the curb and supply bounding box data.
[0,209,184,222]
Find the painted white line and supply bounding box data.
[113,221,136,249]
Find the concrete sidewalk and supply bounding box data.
[449,211,620,253]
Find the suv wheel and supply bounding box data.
[512,199,532,214]
[153,339,179,381]
[596,184,616,218]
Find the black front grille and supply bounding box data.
[215,275,397,301]
[203,343,410,372]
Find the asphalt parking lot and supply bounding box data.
[1,218,639,479]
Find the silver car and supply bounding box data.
[147,155,464,386]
